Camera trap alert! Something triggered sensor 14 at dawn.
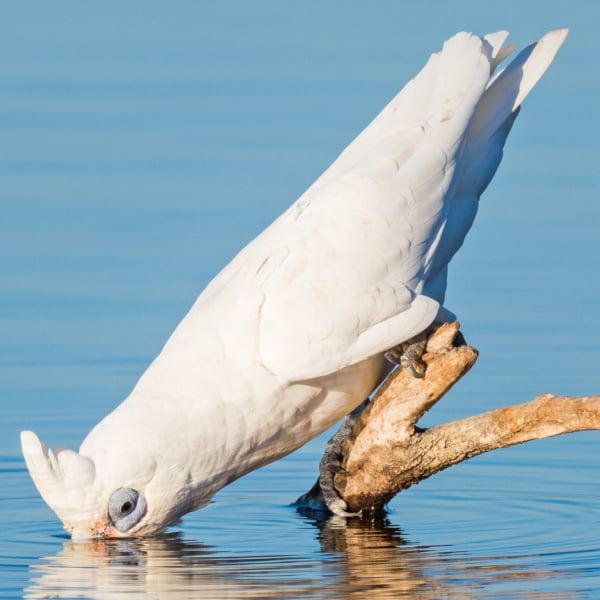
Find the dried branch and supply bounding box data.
[297,322,600,514]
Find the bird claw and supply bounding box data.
[324,495,362,518]
[319,457,362,517]
[318,330,431,515]
[321,457,344,474]
[384,330,429,378]
[318,401,366,518]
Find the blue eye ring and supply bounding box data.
[108,488,147,533]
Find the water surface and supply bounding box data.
[1,2,599,598]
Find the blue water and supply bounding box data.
[2,2,600,598]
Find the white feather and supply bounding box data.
[21,29,568,537]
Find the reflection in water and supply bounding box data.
[303,510,565,598]
[25,514,569,599]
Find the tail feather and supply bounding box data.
[426,29,567,302]
[483,30,515,73]
[469,29,568,159]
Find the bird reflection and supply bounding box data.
[24,516,561,599]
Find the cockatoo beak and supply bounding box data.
[71,518,124,540]
[20,430,101,535]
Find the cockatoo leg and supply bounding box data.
[319,400,368,517]
[319,326,437,515]
[383,329,429,378]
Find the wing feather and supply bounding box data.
[182,30,567,383]
[254,33,495,381]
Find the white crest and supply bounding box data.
[21,431,99,529]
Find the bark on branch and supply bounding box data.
[297,322,600,514]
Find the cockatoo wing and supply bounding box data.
[250,30,567,382]
[312,31,510,189]
[250,33,494,382]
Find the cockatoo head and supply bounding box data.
[20,428,204,538]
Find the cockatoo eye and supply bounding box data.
[108,488,147,533]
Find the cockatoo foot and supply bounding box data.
[318,401,366,517]
[384,330,429,378]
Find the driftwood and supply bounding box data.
[297,322,600,514]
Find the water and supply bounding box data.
[2,2,600,598]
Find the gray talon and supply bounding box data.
[322,458,344,474]
[383,348,402,363]
[326,496,362,518]
[318,401,367,518]
[385,330,429,378]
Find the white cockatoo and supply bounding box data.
[21,29,567,538]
